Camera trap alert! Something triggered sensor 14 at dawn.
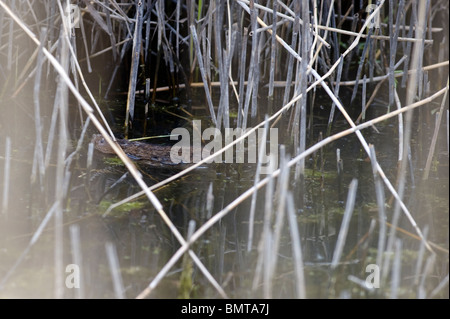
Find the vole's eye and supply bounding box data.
[100,138,105,144]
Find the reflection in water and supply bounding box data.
[0,106,448,299]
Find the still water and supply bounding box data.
[0,93,448,299]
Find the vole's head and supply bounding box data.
[91,134,115,154]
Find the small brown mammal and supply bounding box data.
[91,134,187,167]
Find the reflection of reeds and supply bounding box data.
[369,145,386,271]
[69,224,84,299]
[331,179,358,270]
[1,137,10,216]
[390,239,402,299]
[106,242,125,299]
[286,193,306,299]
[247,115,269,252]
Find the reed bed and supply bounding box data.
[0,0,448,299]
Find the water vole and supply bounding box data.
[91,134,187,166]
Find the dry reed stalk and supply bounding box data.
[56,0,116,139]
[267,0,278,101]
[32,28,47,186]
[104,29,132,99]
[240,0,329,47]
[388,0,404,106]
[269,147,290,291]
[216,14,235,130]
[176,0,180,65]
[11,40,59,98]
[281,9,299,110]
[350,27,373,104]
[190,24,217,126]
[6,0,14,71]
[309,0,336,69]
[394,89,404,162]
[124,1,143,138]
[361,75,367,121]
[78,4,92,73]
[327,57,343,134]
[53,26,69,299]
[447,110,449,156]
[0,5,4,48]
[296,0,310,179]
[104,0,118,62]
[342,12,359,79]
[237,27,249,128]
[241,0,258,129]
[423,78,449,179]
[339,61,449,86]
[44,77,62,170]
